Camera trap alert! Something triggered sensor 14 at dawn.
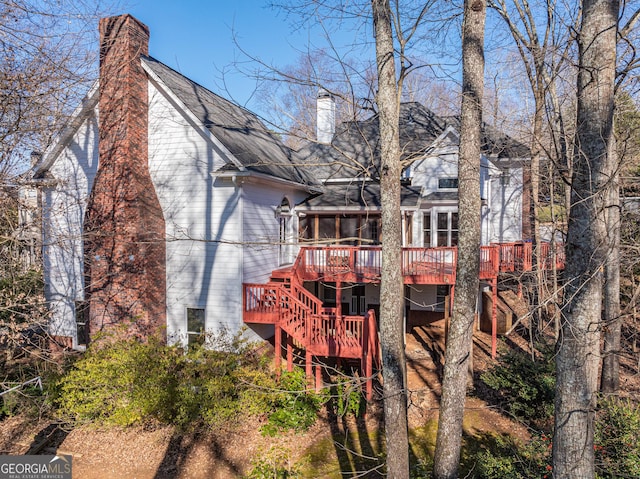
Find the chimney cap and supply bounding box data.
[317,88,333,99]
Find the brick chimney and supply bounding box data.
[84,14,166,341]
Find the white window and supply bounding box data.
[436,212,458,247]
[425,211,459,247]
[75,301,88,346]
[187,308,205,346]
[423,212,432,246]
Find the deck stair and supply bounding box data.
[243,269,380,399]
[498,289,531,328]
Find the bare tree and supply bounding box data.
[433,0,485,476]
[371,0,410,476]
[1,0,119,176]
[600,4,640,393]
[489,0,578,338]
[0,0,120,355]
[553,0,618,476]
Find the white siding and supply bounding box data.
[412,152,458,195]
[241,182,308,284]
[148,81,244,345]
[42,110,99,347]
[408,285,438,311]
[488,166,523,242]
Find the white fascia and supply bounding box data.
[33,81,99,178]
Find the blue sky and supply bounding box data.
[126,0,364,112]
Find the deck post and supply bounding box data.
[305,350,313,387]
[275,324,282,379]
[336,280,342,317]
[366,310,375,401]
[445,287,453,348]
[362,309,370,400]
[315,363,322,392]
[287,334,294,372]
[491,277,498,359]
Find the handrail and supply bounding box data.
[297,242,564,279]
[0,376,42,397]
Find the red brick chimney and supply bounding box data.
[84,14,166,341]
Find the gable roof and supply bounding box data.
[442,116,530,159]
[142,56,315,186]
[298,102,530,181]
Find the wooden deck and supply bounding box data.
[243,241,564,396]
[290,242,564,284]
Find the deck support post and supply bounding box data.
[362,309,371,401]
[305,350,313,388]
[286,334,294,372]
[275,324,282,379]
[315,363,323,392]
[491,278,498,359]
[336,280,342,317]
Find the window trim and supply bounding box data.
[424,209,458,247]
[437,177,459,190]
[75,300,89,346]
[186,307,206,346]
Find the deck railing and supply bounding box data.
[243,281,372,359]
[295,242,563,283]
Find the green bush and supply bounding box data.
[475,433,552,479]
[473,397,640,479]
[595,396,640,478]
[331,376,365,418]
[480,342,555,429]
[262,368,326,436]
[55,334,275,428]
[244,446,303,479]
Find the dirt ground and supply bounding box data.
[1,322,638,478]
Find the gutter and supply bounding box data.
[211,169,323,194]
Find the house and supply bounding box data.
[31,15,561,385]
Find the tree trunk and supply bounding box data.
[371,1,410,477]
[553,0,618,476]
[601,136,621,393]
[432,0,485,477]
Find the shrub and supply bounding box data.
[595,396,640,478]
[55,333,275,428]
[474,397,640,479]
[244,446,303,479]
[475,433,552,479]
[480,342,555,429]
[262,368,326,436]
[330,375,365,418]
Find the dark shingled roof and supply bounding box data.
[298,103,530,181]
[442,116,530,159]
[143,56,315,186]
[421,191,458,203]
[299,102,446,180]
[298,183,422,209]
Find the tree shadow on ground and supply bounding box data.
[27,422,70,454]
[152,431,241,479]
[326,405,385,478]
